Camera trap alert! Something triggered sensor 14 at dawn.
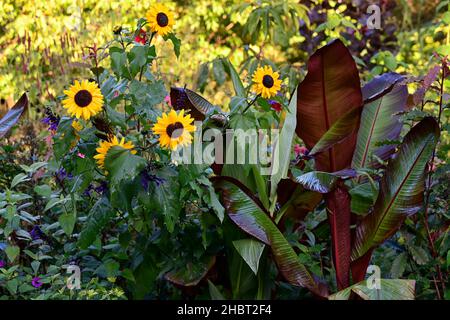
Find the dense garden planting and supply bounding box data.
[0,0,449,300]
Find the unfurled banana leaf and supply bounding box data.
[0,93,28,139]
[269,88,297,203]
[212,176,327,297]
[352,117,440,261]
[349,182,379,215]
[352,73,408,171]
[329,279,415,300]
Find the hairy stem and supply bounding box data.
[242,94,260,114]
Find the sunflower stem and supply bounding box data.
[149,32,156,45]
[242,94,260,114]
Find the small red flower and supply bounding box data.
[269,100,282,112]
[135,29,147,45]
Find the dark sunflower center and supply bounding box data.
[262,75,274,88]
[157,12,169,27]
[166,122,184,138]
[74,90,93,108]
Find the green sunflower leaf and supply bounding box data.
[104,146,146,186]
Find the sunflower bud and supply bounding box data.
[113,25,122,35]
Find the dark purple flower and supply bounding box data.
[83,184,94,197]
[30,225,44,240]
[0,260,6,268]
[56,167,67,179]
[41,108,60,131]
[31,276,43,288]
[141,171,165,192]
[56,167,73,183]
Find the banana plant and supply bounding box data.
[293,41,438,295]
[295,39,363,290]
[170,41,440,299]
[231,42,436,297]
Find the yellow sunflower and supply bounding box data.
[63,80,104,120]
[152,110,196,150]
[251,65,282,99]
[94,136,136,170]
[146,3,175,37]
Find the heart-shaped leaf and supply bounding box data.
[77,197,114,249]
[104,146,147,185]
[59,212,76,236]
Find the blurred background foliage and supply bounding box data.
[0,0,446,106]
[0,0,307,108]
[4,0,298,106]
[2,0,449,158]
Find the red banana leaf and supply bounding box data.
[351,117,440,262]
[296,39,362,289]
[212,176,328,297]
[296,39,362,172]
[352,73,408,171]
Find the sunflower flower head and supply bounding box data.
[63,80,104,120]
[251,65,282,99]
[152,110,196,150]
[146,3,175,37]
[94,136,137,171]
